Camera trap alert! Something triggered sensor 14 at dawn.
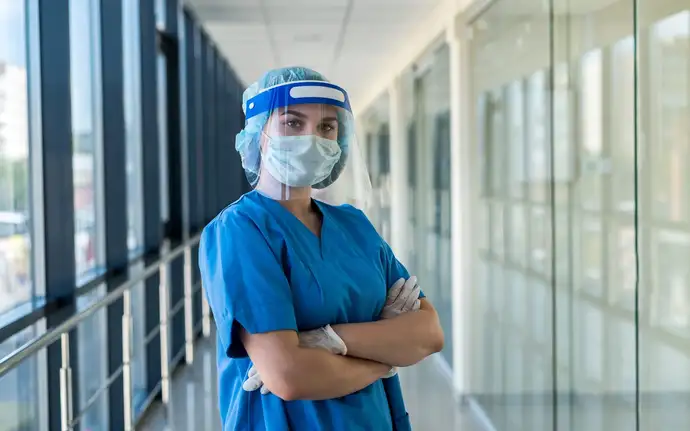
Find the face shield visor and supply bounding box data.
[240,81,371,208]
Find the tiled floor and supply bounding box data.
[138,333,483,430]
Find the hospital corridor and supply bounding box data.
[1,0,689,430]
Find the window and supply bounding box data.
[123,0,148,418]
[123,0,143,254]
[0,323,48,430]
[155,0,166,30]
[70,0,103,281]
[76,290,109,430]
[0,0,34,317]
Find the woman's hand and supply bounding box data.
[298,325,348,355]
[380,276,421,320]
[376,276,422,377]
[243,324,350,394]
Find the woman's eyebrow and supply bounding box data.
[280,109,308,118]
[321,116,338,123]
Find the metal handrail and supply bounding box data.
[0,233,208,431]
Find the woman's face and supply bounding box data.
[264,103,339,141]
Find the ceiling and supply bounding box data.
[185,0,447,106]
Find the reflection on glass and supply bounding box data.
[510,204,527,266]
[70,0,101,279]
[529,206,550,276]
[527,70,548,202]
[530,279,549,346]
[552,63,572,183]
[650,230,690,334]
[124,0,144,253]
[607,317,636,394]
[507,81,525,199]
[608,223,636,309]
[579,216,604,297]
[507,269,526,326]
[579,49,604,211]
[0,325,46,430]
[610,37,636,214]
[490,202,505,259]
[0,0,34,316]
[649,12,689,223]
[577,301,603,385]
[489,89,504,197]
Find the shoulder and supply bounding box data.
[321,203,377,232]
[319,202,383,249]
[202,192,268,243]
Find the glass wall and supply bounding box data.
[70,0,104,282]
[360,93,391,239]
[402,41,454,368]
[0,0,36,319]
[468,0,690,429]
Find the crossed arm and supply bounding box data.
[333,299,444,367]
[242,298,444,400]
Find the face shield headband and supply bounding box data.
[244,80,353,122]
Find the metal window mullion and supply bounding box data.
[36,1,79,429]
[140,0,163,398]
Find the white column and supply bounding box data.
[447,19,473,396]
[388,77,409,264]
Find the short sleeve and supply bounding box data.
[380,239,426,299]
[198,212,298,358]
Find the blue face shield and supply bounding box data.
[235,77,371,207]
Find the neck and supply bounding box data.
[256,174,314,218]
[279,197,313,220]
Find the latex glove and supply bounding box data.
[243,325,347,395]
[243,365,271,395]
[380,276,421,319]
[383,367,398,379]
[299,324,347,355]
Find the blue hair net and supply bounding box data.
[235,66,353,189]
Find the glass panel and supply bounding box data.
[509,203,527,267]
[609,36,636,215]
[489,89,505,197]
[360,94,391,237]
[155,0,166,30]
[77,288,109,430]
[0,0,35,316]
[123,0,144,254]
[638,8,690,430]
[527,70,548,203]
[529,205,551,277]
[158,52,169,223]
[648,12,690,224]
[128,262,148,418]
[579,49,604,212]
[649,229,690,335]
[578,215,605,297]
[507,80,526,200]
[70,0,102,280]
[0,324,47,430]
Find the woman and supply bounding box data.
[199,67,444,430]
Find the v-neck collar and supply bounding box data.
[256,191,328,259]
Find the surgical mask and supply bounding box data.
[262,134,342,187]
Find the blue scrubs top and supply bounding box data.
[199,190,420,431]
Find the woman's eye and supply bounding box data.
[285,120,303,128]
